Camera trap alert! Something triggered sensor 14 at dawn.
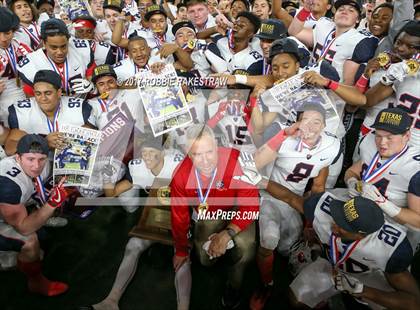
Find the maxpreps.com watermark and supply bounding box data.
[197,210,259,221]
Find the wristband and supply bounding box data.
[266,130,287,151]
[249,96,258,109]
[235,74,248,85]
[378,199,401,218]
[355,74,369,93]
[296,8,311,22]
[326,79,339,91]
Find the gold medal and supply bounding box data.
[273,78,285,86]
[187,39,196,50]
[405,59,420,75]
[377,52,391,68]
[100,91,109,99]
[356,181,363,193]
[157,186,171,205]
[198,202,208,213]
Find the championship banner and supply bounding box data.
[137,64,192,137]
[259,73,346,138]
[57,0,93,20]
[78,111,135,198]
[53,124,102,187]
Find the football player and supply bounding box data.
[0,134,69,296]
[364,21,420,145]
[248,103,340,309]
[216,12,264,75]
[80,139,186,310]
[345,108,420,242]
[289,0,378,84]
[6,70,95,155]
[17,18,97,96]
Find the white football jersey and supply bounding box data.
[217,37,264,74]
[359,133,419,208]
[363,69,396,130]
[0,156,50,204]
[312,18,378,81]
[393,71,420,146]
[17,38,95,95]
[112,57,164,82]
[190,40,227,76]
[127,150,183,189]
[271,133,340,195]
[90,40,115,65]
[88,88,144,131]
[312,191,411,276]
[8,97,94,134]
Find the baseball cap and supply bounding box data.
[102,0,123,12]
[269,38,300,63]
[40,18,69,39]
[282,0,299,9]
[334,0,362,14]
[92,64,117,84]
[236,11,261,34]
[330,196,384,235]
[72,15,97,29]
[6,0,33,7]
[0,7,20,32]
[17,134,49,155]
[33,70,62,89]
[371,108,412,135]
[172,20,196,36]
[36,0,54,9]
[144,4,167,21]
[256,19,287,41]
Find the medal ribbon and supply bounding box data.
[4,45,18,75]
[46,103,61,133]
[329,233,360,268]
[263,59,271,75]
[98,98,109,112]
[47,57,69,94]
[362,144,408,183]
[318,29,336,62]
[195,168,218,207]
[34,176,48,204]
[21,23,41,48]
[227,29,235,51]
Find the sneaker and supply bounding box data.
[249,284,273,310]
[0,251,17,271]
[221,284,241,309]
[45,217,68,227]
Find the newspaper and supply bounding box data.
[78,112,134,198]
[53,124,102,187]
[259,73,346,137]
[137,64,192,137]
[57,0,93,20]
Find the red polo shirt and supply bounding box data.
[170,147,259,256]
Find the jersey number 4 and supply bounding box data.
[286,163,314,183]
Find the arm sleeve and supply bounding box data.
[408,171,420,196]
[247,60,264,75]
[0,177,23,205]
[303,193,323,223]
[385,237,413,273]
[319,60,340,81]
[7,105,19,129]
[170,164,191,257]
[351,37,378,64]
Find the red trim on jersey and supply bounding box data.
[85,61,97,79]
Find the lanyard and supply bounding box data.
[318,29,336,62]
[329,233,360,268]
[21,23,41,48]
[362,145,408,183]
[47,57,69,94]
[46,103,61,133]
[153,33,166,49]
[227,29,234,51]
[4,45,17,75]
[194,168,217,206]
[34,176,48,204]
[263,59,271,75]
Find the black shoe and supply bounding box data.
[221,284,241,309]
